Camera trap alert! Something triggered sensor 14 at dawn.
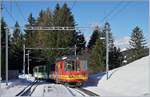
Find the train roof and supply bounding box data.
[33,65,47,68]
[56,55,87,61]
[56,56,76,61]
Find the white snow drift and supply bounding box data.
[84,55,149,96]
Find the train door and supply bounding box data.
[55,62,59,83]
[56,61,62,83]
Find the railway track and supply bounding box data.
[64,85,100,97]
[16,81,99,97]
[75,88,100,97]
[15,80,39,96]
[65,86,76,96]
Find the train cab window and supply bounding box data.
[64,60,81,71]
[65,60,75,71]
[75,59,81,71]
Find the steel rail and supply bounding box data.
[74,88,86,97]
[15,80,38,96]
[76,88,100,97]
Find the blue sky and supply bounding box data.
[2,0,149,49]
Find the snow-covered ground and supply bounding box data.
[40,84,86,97]
[0,74,93,97]
[84,55,150,96]
[0,74,35,96]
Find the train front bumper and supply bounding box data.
[61,75,88,82]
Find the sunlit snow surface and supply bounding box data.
[0,74,89,97]
[0,75,34,96]
[84,55,150,96]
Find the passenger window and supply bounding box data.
[39,67,43,72]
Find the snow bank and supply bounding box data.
[0,74,35,96]
[84,55,149,96]
[1,79,31,96]
[19,74,35,82]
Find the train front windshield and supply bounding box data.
[65,59,87,71]
[65,60,80,71]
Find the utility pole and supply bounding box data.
[5,28,8,85]
[23,44,25,75]
[0,0,3,84]
[27,50,30,74]
[106,27,109,80]
[105,22,110,80]
[75,44,77,56]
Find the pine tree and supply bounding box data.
[1,18,7,46]
[24,13,36,47]
[129,26,147,60]
[40,8,56,63]
[76,30,86,55]
[23,3,84,70]
[10,22,23,72]
[109,47,123,69]
[87,26,100,50]
[53,3,61,26]
[23,3,78,66]
[53,3,77,56]
[90,38,105,73]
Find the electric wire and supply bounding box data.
[109,1,130,21]
[3,5,16,22]
[3,1,130,31]
[15,1,26,21]
[100,1,123,23]
[70,0,76,11]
